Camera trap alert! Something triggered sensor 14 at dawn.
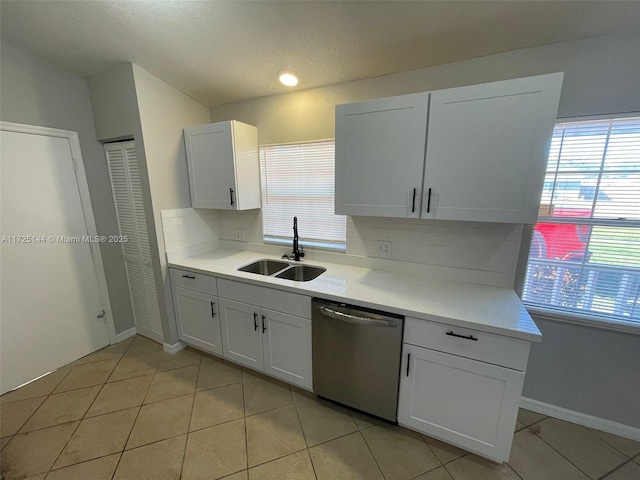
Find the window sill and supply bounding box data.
[524,305,640,336]
[263,237,346,253]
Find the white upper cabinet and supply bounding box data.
[184,120,261,210]
[422,73,563,223]
[335,73,563,223]
[335,93,429,218]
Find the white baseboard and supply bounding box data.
[163,341,187,355]
[115,327,136,343]
[521,397,640,442]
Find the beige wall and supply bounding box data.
[131,65,211,344]
[88,63,141,142]
[132,65,210,212]
[210,31,640,145]
[0,41,135,335]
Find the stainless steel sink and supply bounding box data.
[238,260,289,276]
[238,259,326,282]
[275,265,327,282]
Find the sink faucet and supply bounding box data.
[283,216,305,261]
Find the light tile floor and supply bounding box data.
[1,335,639,480]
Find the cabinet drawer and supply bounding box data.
[170,268,218,295]
[217,279,310,319]
[404,317,530,371]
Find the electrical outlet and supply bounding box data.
[235,229,246,242]
[376,240,392,258]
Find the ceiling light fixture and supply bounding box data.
[278,70,299,87]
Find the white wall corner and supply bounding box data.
[163,340,187,355]
[115,327,137,343]
[520,397,640,442]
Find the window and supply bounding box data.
[259,140,346,249]
[522,117,640,327]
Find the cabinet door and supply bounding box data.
[219,298,263,370]
[172,287,222,355]
[184,122,237,210]
[335,93,429,217]
[261,309,312,390]
[398,344,524,463]
[422,73,562,223]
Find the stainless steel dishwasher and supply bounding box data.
[312,298,404,422]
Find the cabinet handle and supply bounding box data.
[446,331,478,341]
[253,312,258,331]
[210,301,216,318]
[406,353,411,377]
[229,188,235,206]
[411,188,416,213]
[427,188,432,213]
[182,274,195,279]
[262,315,266,333]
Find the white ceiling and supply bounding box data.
[2,1,640,108]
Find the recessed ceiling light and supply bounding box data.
[278,70,299,87]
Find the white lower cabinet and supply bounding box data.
[219,298,263,370]
[261,309,312,388]
[172,283,223,356]
[171,271,313,390]
[217,280,312,390]
[398,317,529,463]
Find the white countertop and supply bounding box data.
[169,249,541,342]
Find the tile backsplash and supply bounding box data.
[160,208,221,261]
[347,216,522,274]
[160,208,523,288]
[216,209,263,244]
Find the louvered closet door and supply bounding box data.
[105,142,163,342]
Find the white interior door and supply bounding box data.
[1,128,110,394]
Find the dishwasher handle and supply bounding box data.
[319,306,398,327]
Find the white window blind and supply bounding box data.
[522,117,640,326]
[259,141,346,247]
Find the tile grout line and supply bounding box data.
[106,336,156,479]
[590,431,640,460]
[417,431,470,466]
[246,445,310,470]
[505,461,527,480]
[8,395,48,438]
[289,387,319,479]
[16,382,115,435]
[356,429,388,480]
[524,422,601,480]
[52,358,122,395]
[140,365,200,407]
[15,352,133,437]
[407,463,449,480]
[179,352,203,480]
[241,367,249,473]
[596,458,637,480]
[417,432,443,465]
[1,336,136,478]
[44,350,126,476]
[243,407,310,468]
[0,362,76,475]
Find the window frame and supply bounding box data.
[258,139,346,253]
[517,112,640,334]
